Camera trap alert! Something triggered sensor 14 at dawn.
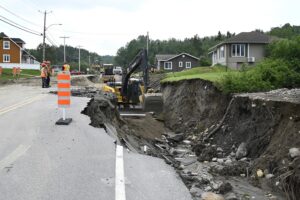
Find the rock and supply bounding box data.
[212,157,217,162]
[230,152,235,157]
[240,157,248,162]
[167,132,185,143]
[240,174,246,177]
[269,195,279,200]
[225,159,232,165]
[217,158,224,164]
[174,148,189,154]
[219,182,233,194]
[256,169,264,178]
[265,174,275,179]
[289,147,300,158]
[211,181,222,190]
[224,192,238,200]
[183,140,191,145]
[201,192,224,200]
[190,186,204,197]
[217,147,223,152]
[204,186,212,192]
[236,142,247,159]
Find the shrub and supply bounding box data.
[219,59,300,93]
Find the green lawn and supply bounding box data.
[0,68,40,80]
[162,66,235,83]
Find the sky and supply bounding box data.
[0,0,300,56]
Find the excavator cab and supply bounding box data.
[121,49,163,113]
[102,49,163,113]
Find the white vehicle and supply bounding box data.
[113,66,123,75]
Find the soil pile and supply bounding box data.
[71,76,96,87]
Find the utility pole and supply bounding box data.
[40,10,52,61]
[146,31,149,54]
[77,45,83,72]
[60,36,70,63]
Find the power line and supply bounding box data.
[0,14,41,35]
[47,31,59,46]
[0,4,41,27]
[0,17,42,36]
[46,36,58,47]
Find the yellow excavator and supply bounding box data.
[102,49,163,113]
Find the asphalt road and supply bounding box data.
[0,84,192,200]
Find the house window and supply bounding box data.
[3,41,10,50]
[231,44,245,57]
[220,46,225,58]
[164,62,172,70]
[186,62,191,68]
[3,54,10,62]
[179,61,183,67]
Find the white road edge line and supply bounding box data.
[115,145,126,200]
[0,94,46,115]
[0,144,31,170]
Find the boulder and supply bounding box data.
[167,132,185,143]
[289,147,300,158]
[224,192,238,200]
[219,182,233,194]
[190,186,204,197]
[201,192,224,200]
[236,142,247,159]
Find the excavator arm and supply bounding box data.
[121,49,148,100]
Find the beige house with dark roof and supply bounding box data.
[208,31,272,69]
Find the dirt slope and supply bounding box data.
[161,79,230,134]
[162,78,300,199]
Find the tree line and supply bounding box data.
[27,44,113,71]
[114,23,300,68]
[115,31,235,67]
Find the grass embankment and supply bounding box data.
[162,37,300,93]
[0,68,40,80]
[162,66,233,83]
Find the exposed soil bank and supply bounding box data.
[161,79,230,134]
[162,79,300,199]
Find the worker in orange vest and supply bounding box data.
[45,61,51,87]
[63,63,70,72]
[41,63,48,88]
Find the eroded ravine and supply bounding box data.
[78,75,299,200]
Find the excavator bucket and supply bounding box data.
[142,93,163,113]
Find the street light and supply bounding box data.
[77,45,83,72]
[42,23,62,61]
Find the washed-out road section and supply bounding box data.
[0,84,191,200]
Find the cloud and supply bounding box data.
[1,0,300,55]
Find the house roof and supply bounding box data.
[0,32,8,38]
[208,31,271,53]
[155,54,176,61]
[225,31,271,44]
[168,53,199,61]
[11,38,25,44]
[156,53,199,61]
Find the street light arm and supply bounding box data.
[46,23,62,31]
